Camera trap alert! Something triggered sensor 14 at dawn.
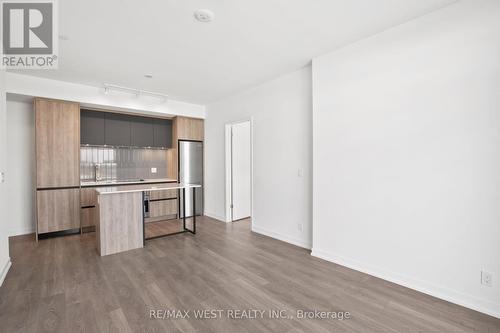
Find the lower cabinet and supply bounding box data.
[149,189,177,200]
[37,188,80,234]
[79,187,180,230]
[80,207,97,228]
[147,189,178,222]
[80,187,98,230]
[146,190,178,222]
[150,200,178,218]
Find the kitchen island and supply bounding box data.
[95,183,201,256]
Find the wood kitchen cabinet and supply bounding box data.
[149,200,178,219]
[175,116,204,141]
[149,189,177,200]
[35,98,80,188]
[146,189,178,222]
[80,188,98,230]
[81,207,97,229]
[37,188,80,233]
[80,187,98,207]
[35,98,81,237]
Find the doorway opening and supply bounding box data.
[225,120,252,222]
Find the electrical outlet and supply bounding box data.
[151,167,157,174]
[481,271,493,287]
[0,171,4,183]
[298,223,303,232]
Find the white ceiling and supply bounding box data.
[15,0,456,104]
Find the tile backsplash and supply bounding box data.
[80,146,168,182]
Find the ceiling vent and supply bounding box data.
[194,9,214,23]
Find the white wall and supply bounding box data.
[6,73,205,119]
[205,67,312,249]
[0,70,11,286]
[6,100,36,236]
[312,0,500,318]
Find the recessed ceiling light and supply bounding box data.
[194,9,214,23]
[144,74,153,79]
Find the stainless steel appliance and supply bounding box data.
[179,140,203,217]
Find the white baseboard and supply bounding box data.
[252,225,311,249]
[204,211,227,222]
[0,258,12,287]
[311,248,500,319]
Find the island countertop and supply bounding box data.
[81,178,177,187]
[96,182,201,195]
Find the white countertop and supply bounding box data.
[96,182,201,195]
[81,178,177,187]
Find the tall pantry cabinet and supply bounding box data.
[35,98,81,238]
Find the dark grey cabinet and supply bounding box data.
[81,111,172,148]
[104,113,131,146]
[153,119,172,148]
[81,110,105,145]
[131,116,154,147]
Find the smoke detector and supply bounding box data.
[194,9,214,23]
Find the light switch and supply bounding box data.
[151,167,157,174]
[297,168,303,178]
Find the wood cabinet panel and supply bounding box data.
[96,192,143,256]
[37,188,80,234]
[176,117,204,141]
[166,148,178,181]
[149,200,177,218]
[80,188,98,207]
[35,98,80,188]
[80,188,97,229]
[149,189,177,200]
[81,207,96,228]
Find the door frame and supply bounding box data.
[225,118,254,223]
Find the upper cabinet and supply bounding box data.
[35,98,80,188]
[80,111,173,148]
[131,116,154,147]
[104,113,132,146]
[153,119,172,148]
[176,117,204,141]
[81,110,105,145]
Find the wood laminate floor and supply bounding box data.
[1,217,499,332]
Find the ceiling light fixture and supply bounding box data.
[103,84,168,102]
[194,9,214,23]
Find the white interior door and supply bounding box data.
[231,121,251,221]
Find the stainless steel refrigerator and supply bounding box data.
[179,140,203,217]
